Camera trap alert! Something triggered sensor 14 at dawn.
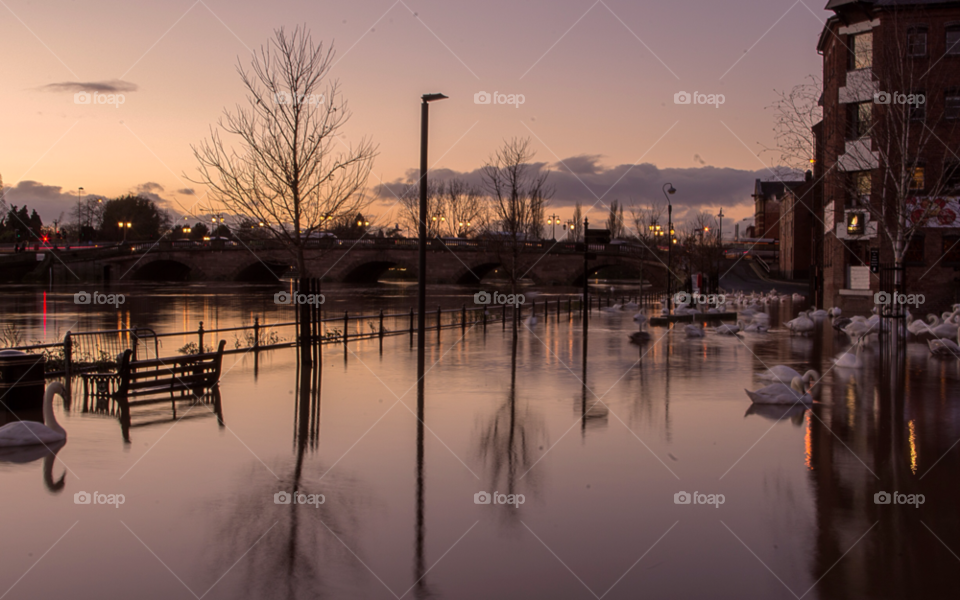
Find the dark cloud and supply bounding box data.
[176,188,196,195]
[39,80,138,94]
[1,181,79,221]
[0,180,187,223]
[379,159,793,225]
[136,182,164,194]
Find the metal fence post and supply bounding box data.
[253,317,260,351]
[198,322,204,354]
[63,332,72,381]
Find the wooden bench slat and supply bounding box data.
[129,365,216,381]
[114,340,226,409]
[126,351,224,369]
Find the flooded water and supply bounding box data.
[1,285,959,599]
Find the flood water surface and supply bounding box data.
[1,286,959,599]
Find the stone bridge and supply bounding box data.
[14,238,668,285]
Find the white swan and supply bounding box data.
[524,314,538,327]
[908,314,938,336]
[601,303,623,313]
[831,345,863,369]
[927,314,959,339]
[792,293,805,302]
[928,338,960,357]
[928,328,960,357]
[633,313,648,324]
[745,377,812,404]
[715,321,743,335]
[785,311,815,335]
[684,324,705,338]
[0,382,68,447]
[758,367,819,384]
[809,309,828,319]
[827,307,841,317]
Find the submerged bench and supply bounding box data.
[114,340,226,409]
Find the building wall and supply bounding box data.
[818,3,960,315]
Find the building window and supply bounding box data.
[905,235,925,265]
[848,102,872,139]
[945,162,960,193]
[943,236,960,266]
[946,91,960,120]
[848,171,871,207]
[907,28,928,56]
[947,26,960,55]
[849,32,873,70]
[910,166,925,191]
[909,90,926,121]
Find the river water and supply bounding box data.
[1,283,958,599]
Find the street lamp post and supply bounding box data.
[77,187,84,242]
[717,207,724,244]
[418,93,448,360]
[547,213,560,240]
[663,183,676,313]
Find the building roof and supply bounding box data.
[753,179,806,201]
[819,0,960,51]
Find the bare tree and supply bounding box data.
[571,202,583,242]
[605,199,625,239]
[627,198,667,294]
[396,181,444,238]
[761,75,823,170]
[190,26,377,277]
[442,178,487,237]
[481,138,553,301]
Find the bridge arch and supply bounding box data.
[129,258,193,282]
[338,257,418,284]
[233,260,293,282]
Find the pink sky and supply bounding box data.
[0,0,826,233]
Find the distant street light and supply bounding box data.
[118,221,132,243]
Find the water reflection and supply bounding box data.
[0,440,66,493]
[212,347,364,600]
[475,329,546,523]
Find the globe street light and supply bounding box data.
[547,213,560,240]
[663,183,676,314]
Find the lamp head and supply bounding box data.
[422,93,448,103]
[667,185,676,194]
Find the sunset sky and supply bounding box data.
[0,0,825,234]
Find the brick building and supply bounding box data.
[816,0,960,314]
[779,171,820,280]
